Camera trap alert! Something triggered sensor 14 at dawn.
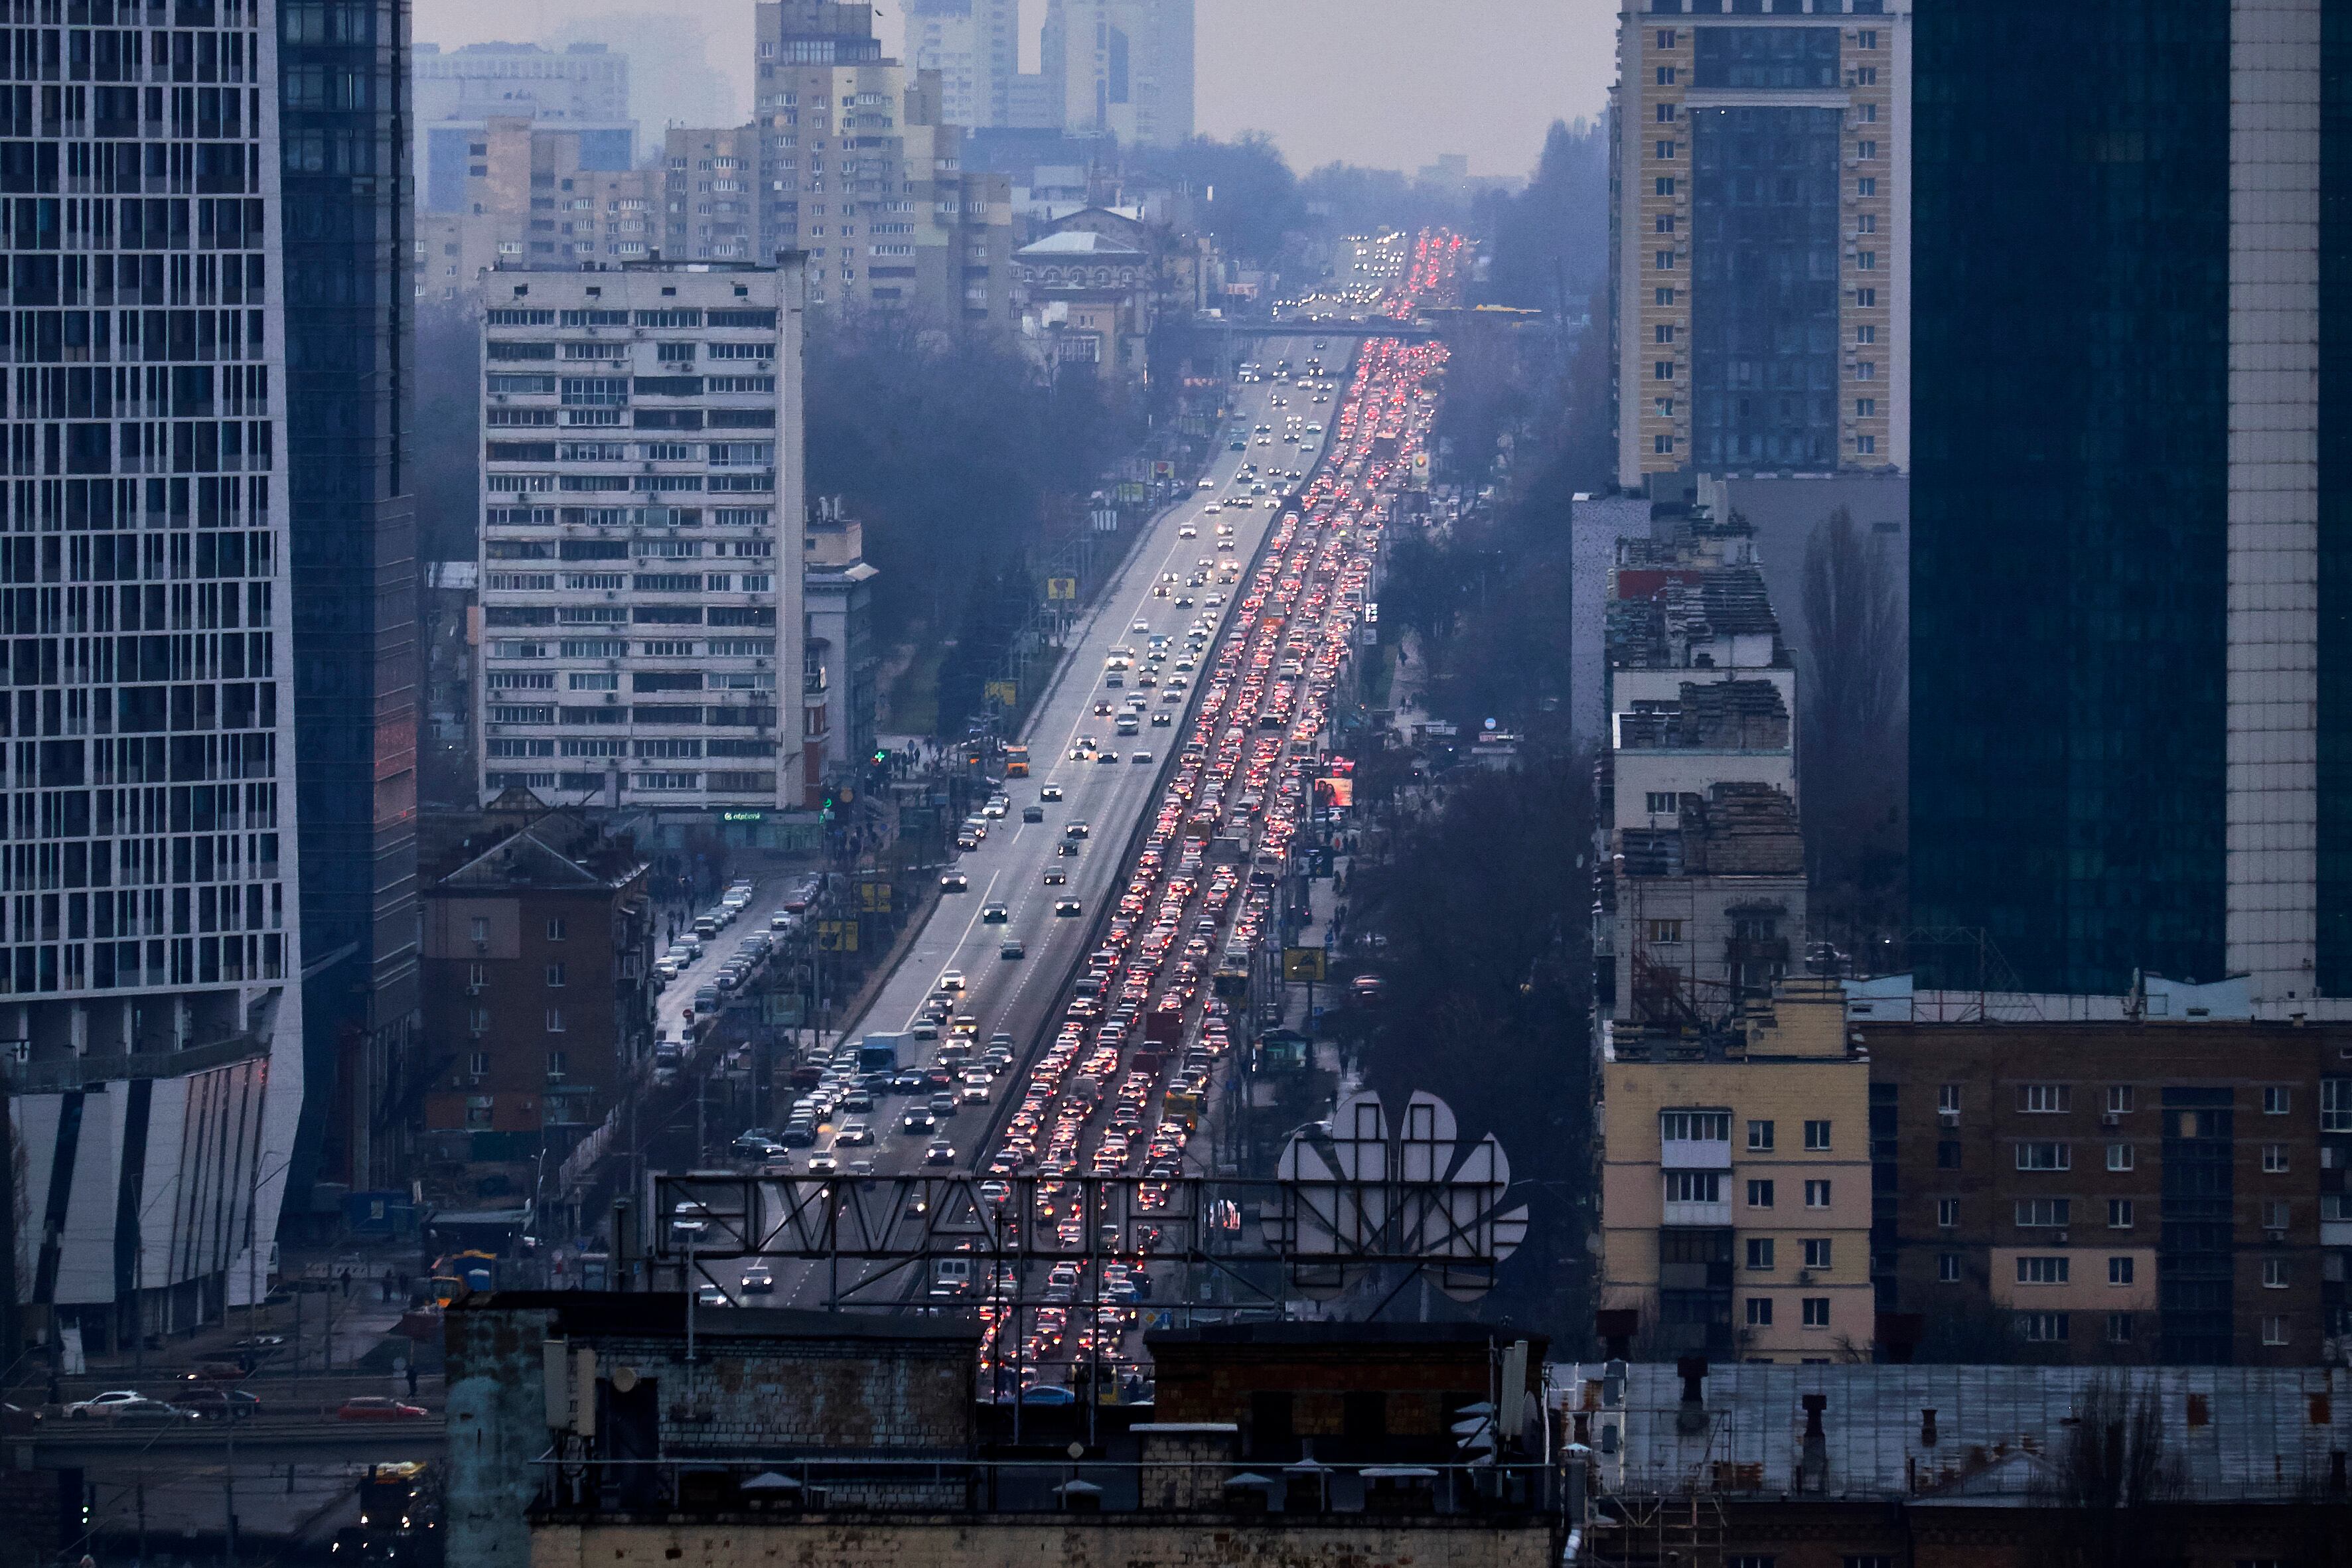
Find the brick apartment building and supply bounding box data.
[1864,1021,2352,1365]
[419,800,656,1183]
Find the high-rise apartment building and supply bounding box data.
[909,0,1017,132]
[281,0,421,1200]
[1609,1,1907,490]
[663,123,765,264]
[1039,0,1194,148]
[475,263,812,830]
[412,41,633,200]
[0,0,306,1358]
[752,3,1013,325]
[1909,0,2333,1010]
[415,119,660,302]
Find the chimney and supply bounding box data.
[1920,1408,1939,1448]
[1799,1393,1829,1493]
[1675,1355,1709,1436]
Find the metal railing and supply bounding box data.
[528,1452,1562,1521]
[0,1030,267,1094]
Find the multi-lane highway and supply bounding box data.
[676,235,1465,1370]
[788,338,1339,1177]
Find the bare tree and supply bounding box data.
[1797,506,1908,949]
[2028,1376,2185,1568]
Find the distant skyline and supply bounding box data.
[410,0,1609,180]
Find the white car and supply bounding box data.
[940,969,966,990]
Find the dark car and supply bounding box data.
[182,1388,263,1421]
[939,871,969,892]
[902,1107,937,1135]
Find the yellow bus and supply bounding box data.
[1004,744,1029,778]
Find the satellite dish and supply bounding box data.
[610,1366,639,1393]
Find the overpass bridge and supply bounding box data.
[21,1416,446,1468]
[1193,307,1548,346]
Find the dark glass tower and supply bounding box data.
[1912,0,2239,996]
[279,0,421,1199]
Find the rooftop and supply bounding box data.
[1017,229,1149,259]
[429,806,647,893]
[1607,567,1787,670]
[1617,680,1791,752]
[1589,1362,2352,1506]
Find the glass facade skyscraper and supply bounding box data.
[1913,0,2333,1013]
[0,0,305,1357]
[278,0,418,1196]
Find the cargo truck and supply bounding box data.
[858,1032,908,1075]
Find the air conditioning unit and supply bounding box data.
[466,982,483,996]
[2100,1111,2121,1127]
[2051,1231,2068,1244]
[1937,1108,1958,1129]
[2266,1227,2289,1244]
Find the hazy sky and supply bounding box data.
[411,0,1611,180]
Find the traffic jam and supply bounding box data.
[975,231,1463,1395]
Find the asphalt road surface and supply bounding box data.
[692,336,1339,1309]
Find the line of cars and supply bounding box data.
[658,877,801,1031]
[54,1387,427,1423]
[973,234,1461,1392]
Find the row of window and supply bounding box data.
[1666,1173,1832,1208]
[1741,1237,1834,1270]
[1741,1295,1832,1328]
[458,1048,573,1084]
[1944,1082,2318,1118]
[1935,1195,2299,1232]
[2006,1310,2292,1349]
[1660,1112,1834,1151]
[2010,1140,2300,1173]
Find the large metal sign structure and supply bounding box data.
[648,1091,1526,1313]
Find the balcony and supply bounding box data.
[1660,1137,1731,1172]
[1662,1198,1733,1227]
[1,1031,269,1095]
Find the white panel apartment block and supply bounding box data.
[477,262,809,816]
[2225,0,2322,1012]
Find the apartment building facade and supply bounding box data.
[1601,979,1873,1361]
[474,263,812,827]
[1611,0,1909,490]
[1039,0,1194,149]
[909,0,1018,133]
[418,812,654,1176]
[750,3,1012,326]
[415,119,658,304]
[1866,1021,2351,1365]
[0,0,307,1356]
[1602,512,1801,1029]
[413,41,632,204]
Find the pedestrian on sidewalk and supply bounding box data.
[382,1268,396,1303]
[338,1267,352,1299]
[405,1360,420,1399]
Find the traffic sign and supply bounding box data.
[1047,577,1078,601]
[1282,947,1327,983]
